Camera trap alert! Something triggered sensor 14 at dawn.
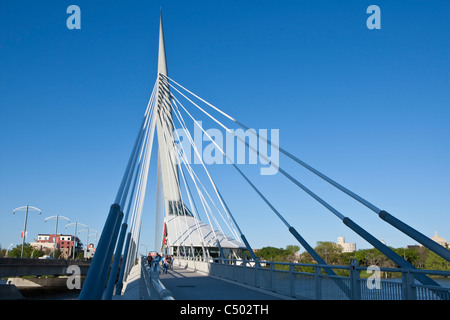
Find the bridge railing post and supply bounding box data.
[255,261,259,288]
[402,269,417,300]
[289,264,295,297]
[270,262,275,291]
[315,266,322,300]
[350,259,361,300]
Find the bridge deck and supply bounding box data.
[115,260,294,300]
[158,266,290,300]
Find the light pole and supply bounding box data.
[12,205,42,258]
[140,244,148,256]
[88,230,99,258]
[79,228,98,259]
[65,222,86,260]
[45,215,70,258]
[5,243,14,257]
[90,230,99,248]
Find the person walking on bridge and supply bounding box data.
[168,255,173,270]
[147,252,153,266]
[153,253,161,273]
[162,255,169,274]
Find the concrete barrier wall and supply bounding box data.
[176,258,211,274]
[0,258,90,278]
[7,276,86,289]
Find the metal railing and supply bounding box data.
[175,256,450,300]
[140,256,174,300]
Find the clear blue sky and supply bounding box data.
[1,1,449,255]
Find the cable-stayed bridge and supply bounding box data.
[77,13,450,301]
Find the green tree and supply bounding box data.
[8,243,33,258]
[32,248,45,258]
[314,241,343,265]
[340,252,355,266]
[425,250,450,271]
[393,247,420,266]
[353,249,368,265]
[285,245,300,255]
[256,246,288,261]
[413,246,429,269]
[256,245,300,263]
[353,248,396,268]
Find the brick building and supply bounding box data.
[32,234,81,259]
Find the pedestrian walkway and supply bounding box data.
[158,265,292,300]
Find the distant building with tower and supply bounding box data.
[337,237,356,253]
[428,231,449,248]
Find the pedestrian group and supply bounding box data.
[147,252,173,274]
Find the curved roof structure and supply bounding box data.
[165,214,246,249]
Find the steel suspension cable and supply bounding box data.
[170,89,355,296]
[161,74,450,263]
[170,97,241,241]
[165,78,443,287]
[159,93,260,263]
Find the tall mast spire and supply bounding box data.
[155,11,182,251]
[158,11,168,77]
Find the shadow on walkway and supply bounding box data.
[158,266,288,300]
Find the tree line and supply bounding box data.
[0,243,85,260]
[255,242,450,272]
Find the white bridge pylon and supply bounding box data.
[154,14,249,259]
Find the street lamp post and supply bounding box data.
[90,231,99,249]
[79,228,98,259]
[89,230,99,253]
[140,244,148,256]
[5,243,14,257]
[65,222,87,260]
[45,215,70,258]
[12,205,42,258]
[88,230,99,258]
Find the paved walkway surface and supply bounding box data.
[158,266,290,300]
